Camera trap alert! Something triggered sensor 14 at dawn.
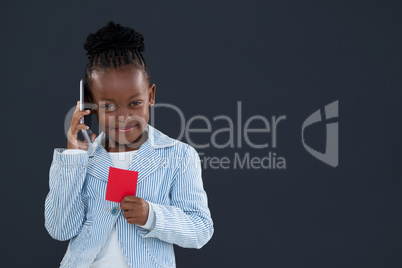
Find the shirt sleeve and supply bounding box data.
[137,201,156,230]
[44,148,89,241]
[136,145,214,249]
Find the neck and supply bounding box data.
[105,131,148,153]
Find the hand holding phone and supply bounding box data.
[66,80,97,150]
[66,101,96,150]
[80,79,93,145]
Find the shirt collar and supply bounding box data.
[87,124,177,157]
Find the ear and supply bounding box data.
[148,83,156,107]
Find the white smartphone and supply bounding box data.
[80,79,92,145]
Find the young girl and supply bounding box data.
[44,21,214,268]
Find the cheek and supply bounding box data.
[139,109,148,119]
[139,106,150,117]
[98,112,115,129]
[125,108,149,124]
[136,109,149,126]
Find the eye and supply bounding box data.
[102,103,116,111]
[130,101,142,106]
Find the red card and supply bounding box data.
[105,167,139,203]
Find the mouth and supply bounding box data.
[114,124,139,133]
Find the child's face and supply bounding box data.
[88,66,155,150]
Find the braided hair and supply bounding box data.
[83,21,151,96]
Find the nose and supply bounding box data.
[116,107,133,123]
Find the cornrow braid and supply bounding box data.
[82,21,151,93]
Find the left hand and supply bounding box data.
[120,195,149,225]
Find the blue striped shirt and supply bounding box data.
[44,124,214,267]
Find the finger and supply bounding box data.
[75,101,80,112]
[71,123,90,137]
[71,102,80,123]
[126,217,138,225]
[122,208,136,214]
[120,202,138,210]
[68,127,89,147]
[72,110,91,127]
[122,210,138,219]
[121,195,141,203]
[70,102,80,127]
[73,101,88,117]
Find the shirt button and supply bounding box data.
[111,206,120,215]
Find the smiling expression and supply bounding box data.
[88,66,155,152]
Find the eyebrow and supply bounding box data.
[100,93,141,101]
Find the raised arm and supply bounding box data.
[44,149,88,241]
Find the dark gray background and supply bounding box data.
[1,0,401,267]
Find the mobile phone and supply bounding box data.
[80,79,93,145]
